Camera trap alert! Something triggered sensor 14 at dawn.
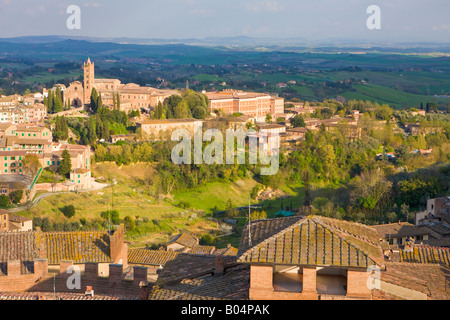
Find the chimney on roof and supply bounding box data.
[214,256,225,276]
[139,281,149,301]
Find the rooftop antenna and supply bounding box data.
[248,196,252,247]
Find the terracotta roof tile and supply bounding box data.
[128,249,179,266]
[150,254,249,300]
[0,230,112,265]
[399,246,450,267]
[237,216,384,268]
[381,262,450,300]
[168,233,198,249]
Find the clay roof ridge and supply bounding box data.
[311,218,382,267]
[237,216,306,261]
[314,217,379,246]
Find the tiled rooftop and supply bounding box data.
[0,291,133,300]
[128,249,179,266]
[237,216,384,268]
[44,231,110,264]
[150,254,249,300]
[190,245,216,255]
[399,246,450,267]
[372,222,435,238]
[167,233,198,249]
[0,230,111,265]
[381,262,450,300]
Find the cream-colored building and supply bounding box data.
[0,210,8,231]
[9,215,33,232]
[206,90,280,118]
[137,118,203,140]
[70,168,92,190]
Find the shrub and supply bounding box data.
[200,234,214,245]
[62,204,76,218]
[10,190,23,204]
[177,201,191,209]
[100,210,121,225]
[0,195,10,208]
[124,216,136,231]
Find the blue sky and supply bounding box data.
[1,0,449,42]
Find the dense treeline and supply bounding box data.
[66,107,130,145]
[153,90,210,120]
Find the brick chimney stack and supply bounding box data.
[214,256,225,276]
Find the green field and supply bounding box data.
[174,179,259,214]
[344,83,449,108]
[23,71,83,84]
[190,73,226,83]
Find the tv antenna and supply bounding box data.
[248,196,252,247]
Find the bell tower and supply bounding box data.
[83,58,95,105]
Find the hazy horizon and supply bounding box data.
[0,0,449,43]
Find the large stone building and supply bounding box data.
[206,90,284,119]
[136,118,203,140]
[62,58,178,111]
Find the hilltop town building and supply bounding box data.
[61,59,178,111]
[206,90,284,119]
[0,104,46,124]
[136,119,203,140]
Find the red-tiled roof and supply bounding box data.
[381,262,450,300]
[150,254,249,300]
[0,230,111,265]
[168,233,198,248]
[238,216,384,268]
[128,249,179,266]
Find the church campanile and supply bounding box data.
[83,58,95,105]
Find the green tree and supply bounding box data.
[0,195,10,208]
[59,149,72,178]
[90,88,99,113]
[22,154,42,177]
[54,116,69,141]
[10,190,23,204]
[225,199,239,218]
[53,86,63,113]
[124,216,136,231]
[291,114,306,128]
[101,210,121,225]
[62,204,76,218]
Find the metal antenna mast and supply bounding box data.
[248,197,252,247]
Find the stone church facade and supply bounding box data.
[63,58,179,112]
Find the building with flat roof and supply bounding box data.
[136,118,203,140]
[206,90,283,118]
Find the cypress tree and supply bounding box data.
[47,91,54,113]
[54,86,63,113]
[59,149,72,178]
[90,88,98,113]
[97,92,103,111]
